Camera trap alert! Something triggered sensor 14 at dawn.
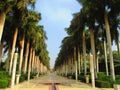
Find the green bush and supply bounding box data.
[0,79,9,88]
[0,71,11,88]
[95,80,113,88]
[30,73,36,79]
[97,72,110,81]
[114,80,120,84]
[78,74,85,82]
[67,73,72,79]
[19,75,25,82]
[72,74,75,79]
[114,75,120,84]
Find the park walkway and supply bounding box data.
[1,73,114,90]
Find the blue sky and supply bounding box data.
[35,0,81,68]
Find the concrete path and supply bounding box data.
[1,73,114,90]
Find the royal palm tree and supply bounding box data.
[9,0,36,75]
[0,0,16,43]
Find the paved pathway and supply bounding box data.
[1,73,114,90]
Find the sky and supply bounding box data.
[35,0,81,68]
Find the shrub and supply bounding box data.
[95,80,113,88]
[114,80,120,84]
[78,74,85,82]
[113,75,120,84]
[72,74,75,79]
[0,79,9,88]
[97,72,110,81]
[0,71,11,88]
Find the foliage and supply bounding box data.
[78,74,86,82]
[19,73,28,82]
[0,80,9,88]
[114,75,120,84]
[95,80,113,88]
[95,72,113,88]
[97,72,110,81]
[0,71,11,88]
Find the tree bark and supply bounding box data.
[31,50,35,73]
[90,54,95,88]
[22,42,30,74]
[18,35,25,74]
[10,53,18,88]
[28,47,33,80]
[0,12,6,43]
[104,40,109,76]
[0,41,3,66]
[105,13,115,81]
[78,49,81,74]
[83,31,87,75]
[89,27,97,78]
[5,46,11,71]
[74,47,78,80]
[96,54,99,73]
[9,28,18,75]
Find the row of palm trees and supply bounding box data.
[0,0,50,77]
[54,0,120,87]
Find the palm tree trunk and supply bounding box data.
[65,60,68,76]
[89,27,97,78]
[6,46,11,71]
[22,42,30,74]
[78,50,81,74]
[90,54,95,88]
[96,54,99,73]
[10,53,18,88]
[104,13,115,81]
[0,41,3,67]
[74,47,78,80]
[83,31,87,75]
[9,27,18,75]
[31,50,35,73]
[18,35,25,74]
[117,41,120,62]
[0,12,6,43]
[80,53,83,73]
[104,40,109,76]
[28,47,33,80]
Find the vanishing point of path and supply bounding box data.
[2,73,114,90]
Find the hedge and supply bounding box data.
[0,80,9,88]
[95,80,113,88]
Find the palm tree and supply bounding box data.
[18,10,41,75]
[9,0,36,75]
[0,1,16,43]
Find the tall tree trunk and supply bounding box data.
[28,47,33,80]
[0,12,6,43]
[117,31,120,57]
[96,54,99,73]
[90,54,95,88]
[72,56,74,74]
[6,46,11,71]
[9,28,18,75]
[78,49,81,74]
[89,26,97,87]
[89,27,97,78]
[22,42,30,74]
[18,35,25,74]
[74,47,78,80]
[104,40,109,76]
[105,13,115,81]
[0,41,3,67]
[31,50,35,73]
[10,53,18,88]
[83,31,87,75]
